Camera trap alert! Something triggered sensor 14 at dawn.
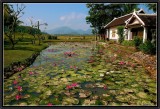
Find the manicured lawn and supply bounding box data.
[4,43,48,68]
[4,50,35,68]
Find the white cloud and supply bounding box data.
[59,12,86,22]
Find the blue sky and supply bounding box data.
[8,3,155,31]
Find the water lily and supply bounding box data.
[71,83,78,87]
[119,61,125,65]
[100,73,104,77]
[73,65,77,69]
[17,67,22,71]
[47,103,53,106]
[13,80,18,85]
[15,94,21,100]
[66,85,72,90]
[103,85,107,90]
[17,86,22,92]
[70,66,73,69]
[53,63,57,66]
[29,71,34,75]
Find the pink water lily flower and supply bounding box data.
[47,103,53,106]
[15,94,21,100]
[13,80,18,85]
[103,85,107,90]
[119,61,125,65]
[66,85,72,90]
[70,66,73,69]
[17,86,22,91]
[29,71,34,75]
[73,65,77,69]
[71,83,78,87]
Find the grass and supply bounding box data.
[43,35,95,42]
[4,32,49,68]
[4,50,35,68]
[4,33,94,68]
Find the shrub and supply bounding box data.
[122,40,134,46]
[117,26,124,44]
[133,36,143,49]
[139,41,156,55]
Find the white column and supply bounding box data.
[106,29,108,40]
[143,27,147,43]
[128,28,131,40]
[124,29,127,40]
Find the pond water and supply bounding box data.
[4,42,157,106]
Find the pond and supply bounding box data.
[4,42,157,106]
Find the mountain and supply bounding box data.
[46,26,92,35]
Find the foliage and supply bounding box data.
[48,35,57,40]
[86,3,139,40]
[4,4,26,49]
[117,26,124,44]
[145,4,156,13]
[139,41,156,55]
[122,40,134,46]
[133,36,143,49]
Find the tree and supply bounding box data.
[86,3,139,41]
[86,3,108,41]
[121,4,139,15]
[117,26,124,44]
[145,4,156,13]
[28,17,47,45]
[4,3,26,49]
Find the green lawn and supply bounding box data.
[4,43,48,68]
[4,50,35,68]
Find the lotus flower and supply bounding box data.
[15,94,21,100]
[71,83,78,87]
[29,71,34,75]
[47,103,53,106]
[119,61,125,65]
[17,86,22,91]
[103,85,107,90]
[70,66,73,69]
[66,85,72,90]
[13,80,18,85]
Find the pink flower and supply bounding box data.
[70,66,73,69]
[73,65,77,69]
[17,67,22,71]
[119,61,125,65]
[17,86,22,91]
[13,80,18,85]
[29,71,34,75]
[53,63,57,66]
[47,103,53,106]
[15,94,21,100]
[66,85,72,90]
[71,83,78,87]
[103,85,107,90]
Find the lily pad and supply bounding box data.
[136,92,148,99]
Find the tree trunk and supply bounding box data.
[10,38,15,49]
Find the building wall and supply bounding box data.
[109,27,119,40]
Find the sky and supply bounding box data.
[7,3,155,31]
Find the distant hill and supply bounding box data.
[46,26,92,35]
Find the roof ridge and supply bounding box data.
[137,14,157,16]
[114,13,132,19]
